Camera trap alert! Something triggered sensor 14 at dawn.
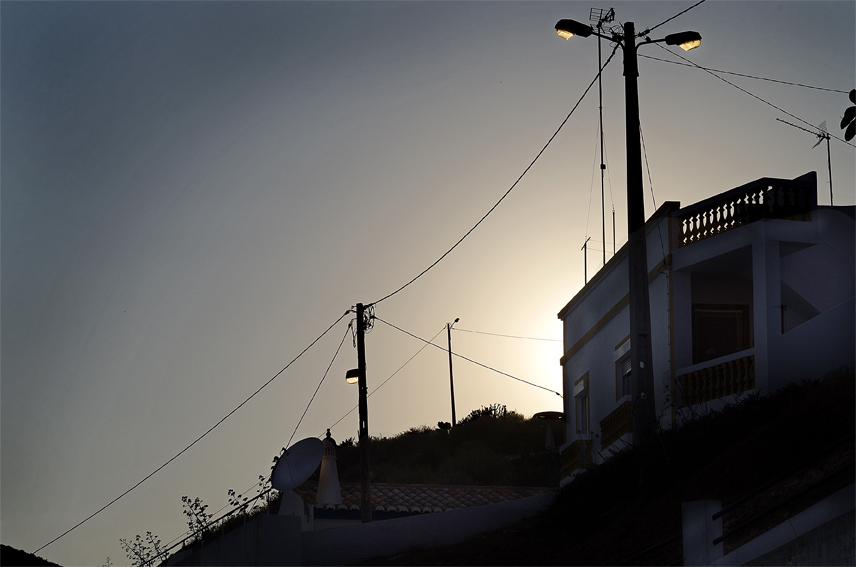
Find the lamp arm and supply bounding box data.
[637,37,668,47]
[590,29,623,45]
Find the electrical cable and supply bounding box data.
[641,0,707,36]
[286,324,351,449]
[34,309,351,554]
[374,316,563,398]
[639,124,668,264]
[156,321,351,557]
[369,44,621,307]
[638,53,849,94]
[155,485,276,566]
[654,43,856,148]
[159,474,260,555]
[46,32,624,561]
[324,326,447,434]
[454,328,561,342]
[584,120,600,244]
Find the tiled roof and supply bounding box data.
[294,481,554,513]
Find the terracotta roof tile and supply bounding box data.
[294,482,554,513]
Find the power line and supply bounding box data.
[40,49,617,549]
[369,44,621,307]
[454,327,561,342]
[638,124,668,265]
[155,485,276,566]
[655,43,856,148]
[34,309,351,554]
[374,316,563,398]
[639,53,849,94]
[286,323,351,449]
[159,473,266,556]
[642,0,707,36]
[325,325,447,434]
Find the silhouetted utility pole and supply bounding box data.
[447,318,459,426]
[355,303,372,522]
[556,18,700,447]
[621,22,657,447]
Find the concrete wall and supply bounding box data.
[171,515,303,566]
[168,492,556,566]
[713,483,855,567]
[744,511,854,567]
[560,191,855,483]
[560,214,672,462]
[302,492,556,565]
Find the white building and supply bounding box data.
[557,172,855,482]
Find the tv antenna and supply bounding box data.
[777,118,833,205]
[590,7,615,268]
[270,437,324,491]
[581,236,592,284]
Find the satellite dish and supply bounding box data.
[270,437,324,491]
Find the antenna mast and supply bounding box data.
[581,236,591,284]
[776,118,833,205]
[591,6,615,266]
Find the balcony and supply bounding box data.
[677,354,756,407]
[677,175,816,248]
[600,401,632,450]
[560,438,593,478]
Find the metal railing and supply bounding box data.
[152,488,276,566]
[617,531,682,566]
[712,431,855,547]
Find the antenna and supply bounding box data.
[270,437,324,491]
[590,6,614,268]
[581,236,592,284]
[777,118,833,205]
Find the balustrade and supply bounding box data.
[560,439,593,477]
[678,181,813,247]
[677,355,755,407]
[599,401,633,450]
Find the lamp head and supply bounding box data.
[345,368,359,385]
[664,31,701,51]
[555,19,593,39]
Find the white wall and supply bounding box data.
[561,185,855,476]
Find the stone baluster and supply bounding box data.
[727,360,736,395]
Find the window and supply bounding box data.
[617,355,632,398]
[692,304,751,363]
[576,391,588,434]
[573,373,589,435]
[613,336,632,401]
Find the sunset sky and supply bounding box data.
[2,1,854,564]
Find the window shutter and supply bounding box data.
[621,357,632,377]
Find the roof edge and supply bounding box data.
[557,201,679,321]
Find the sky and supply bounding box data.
[2,1,853,565]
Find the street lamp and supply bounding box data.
[345,368,359,384]
[447,317,460,427]
[664,31,702,51]
[555,17,701,446]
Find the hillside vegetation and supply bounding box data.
[334,404,563,487]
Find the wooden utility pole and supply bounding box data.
[622,22,657,446]
[355,303,372,522]
[447,319,459,427]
